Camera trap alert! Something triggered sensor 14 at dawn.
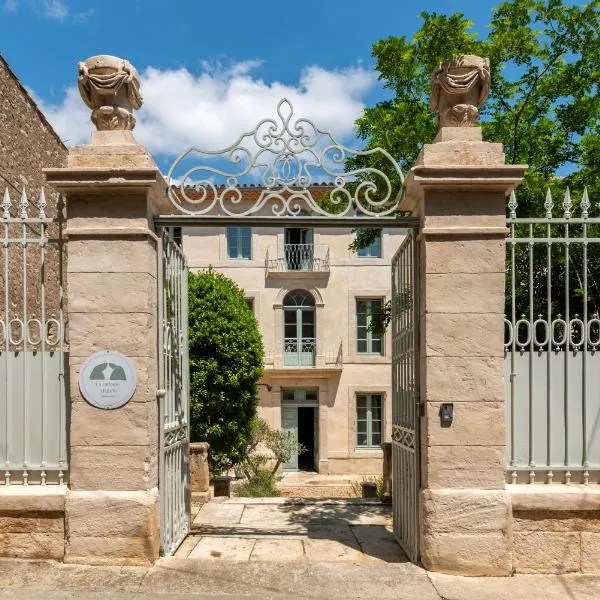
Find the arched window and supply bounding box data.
[283,290,316,366]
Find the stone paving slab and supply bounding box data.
[303,538,366,563]
[193,502,244,526]
[249,539,305,561]
[188,498,403,564]
[188,536,256,560]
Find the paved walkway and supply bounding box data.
[182,497,403,563]
[1,557,600,599]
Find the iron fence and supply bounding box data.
[0,188,67,485]
[505,187,600,485]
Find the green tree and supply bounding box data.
[354,0,599,333]
[188,268,264,473]
[351,0,598,228]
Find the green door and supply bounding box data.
[281,405,298,470]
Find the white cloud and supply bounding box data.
[37,61,377,160]
[41,0,68,20]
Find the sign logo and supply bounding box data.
[79,350,137,409]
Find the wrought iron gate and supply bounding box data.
[391,229,420,563]
[158,228,190,556]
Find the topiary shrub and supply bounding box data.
[188,268,264,473]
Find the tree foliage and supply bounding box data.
[188,268,264,473]
[355,0,599,333]
[354,0,599,215]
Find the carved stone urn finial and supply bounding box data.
[77,55,143,131]
[430,55,491,128]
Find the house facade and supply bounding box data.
[181,186,405,475]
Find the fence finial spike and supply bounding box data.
[544,188,554,219]
[563,187,572,219]
[581,186,590,219]
[508,190,518,219]
[19,188,28,219]
[2,188,11,219]
[38,187,47,219]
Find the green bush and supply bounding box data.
[235,468,279,498]
[188,268,264,473]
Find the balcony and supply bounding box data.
[263,340,343,376]
[265,244,330,278]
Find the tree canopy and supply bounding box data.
[353,0,599,215]
[188,268,264,472]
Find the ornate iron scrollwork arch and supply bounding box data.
[166,98,404,218]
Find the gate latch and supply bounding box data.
[440,403,454,427]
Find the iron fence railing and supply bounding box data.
[505,187,600,485]
[1,188,67,485]
[265,244,329,273]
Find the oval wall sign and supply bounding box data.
[79,350,137,409]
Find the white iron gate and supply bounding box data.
[391,229,420,562]
[1,188,68,486]
[158,228,190,555]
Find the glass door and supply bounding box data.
[284,228,314,270]
[284,305,316,366]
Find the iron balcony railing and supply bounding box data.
[284,337,316,367]
[265,244,330,274]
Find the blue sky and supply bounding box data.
[0,0,505,169]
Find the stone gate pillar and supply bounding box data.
[402,56,526,575]
[45,56,166,565]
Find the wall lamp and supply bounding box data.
[258,383,273,392]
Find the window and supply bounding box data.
[227,227,251,259]
[356,299,383,355]
[356,229,382,258]
[245,298,254,313]
[356,394,382,448]
[165,226,182,247]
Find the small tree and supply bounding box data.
[236,418,306,497]
[188,268,264,473]
[241,417,306,478]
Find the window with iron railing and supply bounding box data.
[283,290,316,367]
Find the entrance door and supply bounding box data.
[282,389,319,471]
[281,405,299,471]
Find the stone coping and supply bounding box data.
[509,484,600,511]
[0,485,67,512]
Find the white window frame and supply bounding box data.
[356,298,384,355]
[356,393,383,448]
[226,227,252,259]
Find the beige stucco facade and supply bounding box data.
[183,219,405,475]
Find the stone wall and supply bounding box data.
[0,54,67,196]
[510,487,600,574]
[0,54,67,324]
[0,488,66,560]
